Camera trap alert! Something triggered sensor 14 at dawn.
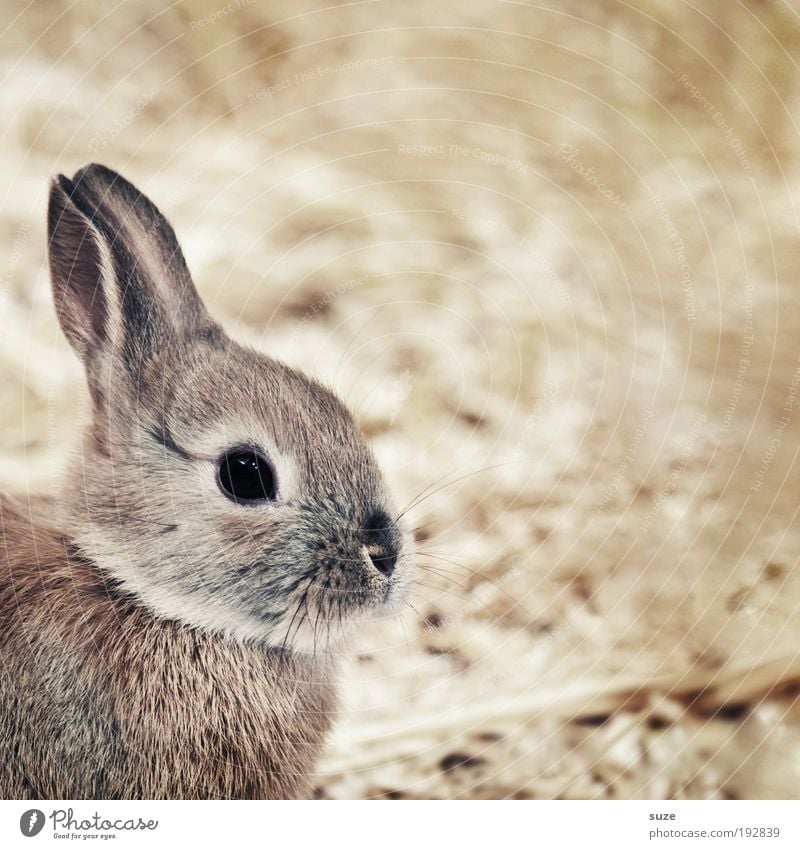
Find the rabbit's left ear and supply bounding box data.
[47,163,209,372]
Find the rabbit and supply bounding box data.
[0,163,415,799]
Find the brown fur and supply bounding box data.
[0,164,412,799]
[0,494,335,799]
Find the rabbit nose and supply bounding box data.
[368,548,397,577]
[362,509,399,577]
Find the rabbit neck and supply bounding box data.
[0,495,337,799]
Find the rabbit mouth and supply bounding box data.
[266,548,414,653]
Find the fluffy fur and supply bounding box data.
[4,0,800,801]
[0,164,414,798]
[0,494,335,798]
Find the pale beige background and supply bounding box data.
[1,0,800,798]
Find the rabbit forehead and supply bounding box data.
[163,341,384,500]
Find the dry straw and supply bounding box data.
[1,0,800,799]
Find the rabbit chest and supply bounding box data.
[0,498,336,799]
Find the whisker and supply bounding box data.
[397,458,531,521]
[403,580,471,606]
[280,574,314,657]
[416,558,476,579]
[415,564,472,589]
[395,602,415,651]
[404,597,423,618]
[416,547,484,566]
[416,552,522,609]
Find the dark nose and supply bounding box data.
[363,510,399,577]
[369,549,397,577]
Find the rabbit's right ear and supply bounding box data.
[47,164,210,374]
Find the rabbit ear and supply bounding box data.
[47,163,208,370]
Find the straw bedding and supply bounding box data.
[1,0,800,798]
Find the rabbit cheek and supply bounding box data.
[324,546,388,617]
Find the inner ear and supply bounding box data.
[47,174,112,356]
[47,164,211,369]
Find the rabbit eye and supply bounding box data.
[218,448,276,503]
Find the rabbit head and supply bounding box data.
[47,163,415,651]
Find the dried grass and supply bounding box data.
[2,0,800,798]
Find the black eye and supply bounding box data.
[218,449,276,503]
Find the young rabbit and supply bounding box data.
[0,164,414,799]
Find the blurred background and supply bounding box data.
[2,0,800,799]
